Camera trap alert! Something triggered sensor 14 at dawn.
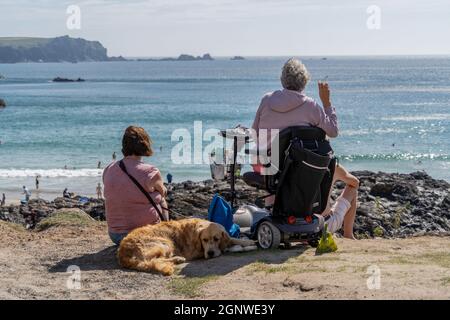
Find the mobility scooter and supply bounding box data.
[211,125,336,249]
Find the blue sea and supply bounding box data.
[1,57,450,200]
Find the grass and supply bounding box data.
[246,261,295,274]
[386,256,415,265]
[169,276,219,298]
[375,197,383,215]
[373,226,384,237]
[384,252,450,269]
[440,277,450,286]
[36,209,94,231]
[419,252,450,269]
[0,220,26,233]
[0,37,50,48]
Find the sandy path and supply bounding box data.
[1,220,449,300]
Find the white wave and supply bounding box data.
[0,169,103,178]
[392,102,442,107]
[341,128,407,136]
[378,114,450,121]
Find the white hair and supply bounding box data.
[280,58,310,91]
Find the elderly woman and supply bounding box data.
[248,58,338,176]
[103,126,168,245]
[252,57,338,138]
[245,59,340,199]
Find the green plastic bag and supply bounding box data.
[316,224,338,255]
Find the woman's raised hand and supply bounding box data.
[318,81,332,108]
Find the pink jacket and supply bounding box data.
[252,89,338,137]
[103,158,162,234]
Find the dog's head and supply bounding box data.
[197,222,230,259]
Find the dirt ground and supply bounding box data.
[1,219,449,300]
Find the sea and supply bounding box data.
[1,56,450,201]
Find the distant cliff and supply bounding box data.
[0,36,114,63]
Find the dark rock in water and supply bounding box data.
[52,77,85,82]
[231,56,245,60]
[108,55,127,62]
[1,171,449,239]
[0,98,6,107]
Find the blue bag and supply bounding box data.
[208,194,240,238]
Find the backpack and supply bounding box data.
[208,194,240,238]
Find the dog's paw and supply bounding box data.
[171,256,186,264]
[242,245,258,252]
[226,245,244,253]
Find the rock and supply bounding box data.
[108,55,127,62]
[52,77,85,82]
[0,98,6,107]
[1,171,449,238]
[370,183,393,197]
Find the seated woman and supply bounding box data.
[244,58,339,188]
[103,126,168,245]
[322,163,359,240]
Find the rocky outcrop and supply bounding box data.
[138,54,214,62]
[352,171,450,238]
[0,36,109,63]
[0,197,105,229]
[1,171,449,238]
[0,98,5,107]
[108,55,127,62]
[52,77,85,82]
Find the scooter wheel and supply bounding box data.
[257,221,281,249]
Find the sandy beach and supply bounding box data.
[1,217,449,300]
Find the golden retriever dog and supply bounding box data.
[117,218,255,276]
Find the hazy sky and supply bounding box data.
[1,0,450,57]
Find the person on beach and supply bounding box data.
[35,176,40,190]
[103,126,168,245]
[1,193,5,207]
[96,183,103,199]
[22,186,31,202]
[112,152,116,161]
[322,163,359,239]
[167,173,173,184]
[97,161,102,169]
[245,58,339,203]
[63,188,70,198]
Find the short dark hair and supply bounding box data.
[121,126,153,157]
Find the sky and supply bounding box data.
[1,0,450,57]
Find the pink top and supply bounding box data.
[252,89,338,137]
[251,89,338,173]
[103,158,162,234]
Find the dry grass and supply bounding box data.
[169,276,219,298]
[36,209,94,231]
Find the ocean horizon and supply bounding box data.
[1,56,450,201]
